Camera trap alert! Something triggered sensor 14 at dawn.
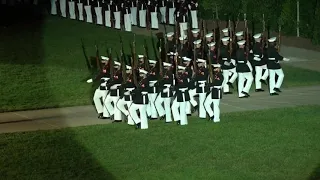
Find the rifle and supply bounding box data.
[201,20,207,59]
[192,44,198,79]
[278,24,281,52]
[228,16,233,57]
[131,34,138,87]
[95,42,102,71]
[158,38,163,78]
[207,49,214,83]
[163,24,169,63]
[143,39,150,71]
[81,38,92,71]
[244,13,249,59]
[108,48,114,80]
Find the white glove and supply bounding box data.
[195,3,198,7]
[188,4,191,9]
[249,49,253,53]
[86,79,93,83]
[163,88,169,93]
[224,61,230,66]
[283,57,290,61]
[199,83,205,87]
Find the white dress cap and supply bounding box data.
[208,42,216,47]
[178,65,186,70]
[114,61,121,66]
[166,32,174,37]
[193,39,202,45]
[222,28,228,33]
[237,40,246,45]
[149,60,157,64]
[182,57,192,61]
[212,64,221,68]
[101,56,109,60]
[205,33,213,38]
[139,69,148,74]
[268,37,277,42]
[191,29,200,34]
[253,33,262,39]
[138,55,144,58]
[221,37,230,42]
[235,31,244,37]
[163,62,172,67]
[126,65,132,70]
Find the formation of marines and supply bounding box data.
[46,0,199,31]
[86,18,290,130]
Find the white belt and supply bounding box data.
[222,58,228,60]
[141,92,148,95]
[101,77,110,80]
[254,57,261,61]
[149,80,157,86]
[164,84,171,87]
[214,86,221,88]
[124,91,130,95]
[126,87,135,91]
[179,88,188,92]
[254,54,260,57]
[111,84,121,89]
[238,61,245,63]
[269,58,276,60]
[101,82,107,86]
[198,81,206,83]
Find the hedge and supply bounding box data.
[199,0,320,45]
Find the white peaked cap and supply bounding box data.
[163,62,172,67]
[221,37,230,42]
[166,32,174,37]
[139,69,148,74]
[222,28,228,33]
[268,37,277,42]
[182,57,192,61]
[101,56,109,60]
[126,65,132,70]
[205,33,213,38]
[138,55,144,58]
[178,65,186,70]
[236,31,244,37]
[167,51,178,56]
[114,61,121,66]
[192,29,200,33]
[197,59,206,63]
[208,42,216,47]
[149,60,157,64]
[212,64,221,68]
[253,33,262,39]
[237,40,246,45]
[193,39,202,45]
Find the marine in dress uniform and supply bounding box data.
[178,35,189,58]
[105,61,124,122]
[236,31,253,72]
[158,0,167,23]
[204,32,214,55]
[51,0,58,15]
[221,28,229,38]
[68,0,76,19]
[166,32,176,63]
[252,33,269,92]
[188,0,198,29]
[155,62,174,123]
[122,1,132,31]
[207,41,219,64]
[86,57,111,119]
[102,0,112,27]
[176,3,188,38]
[267,37,290,96]
[130,0,138,25]
[147,60,159,119]
[204,64,224,122]
[220,37,237,94]
[84,0,93,23]
[94,0,103,25]
[167,0,176,25]
[148,0,159,29]
[171,65,190,125]
[191,28,200,42]
[77,0,84,21]
[236,40,253,98]
[129,69,150,129]
[112,0,121,29]
[138,0,147,27]
[117,65,136,125]
[194,58,209,119]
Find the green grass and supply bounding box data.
[1,15,320,112]
[1,106,320,180]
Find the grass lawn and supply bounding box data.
[1,106,320,180]
[1,15,320,112]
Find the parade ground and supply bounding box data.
[1,12,320,180]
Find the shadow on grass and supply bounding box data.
[309,163,320,180]
[0,2,115,179]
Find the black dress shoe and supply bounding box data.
[191,106,198,113]
[98,113,107,119]
[227,82,234,89]
[110,115,114,120]
[270,92,279,96]
[255,89,265,92]
[112,120,122,123]
[239,95,249,98]
[241,91,250,97]
[210,116,214,121]
[160,116,165,120]
[187,114,192,116]
[274,88,282,93]
[165,121,172,124]
[176,120,181,125]
[224,92,233,95]
[135,123,141,129]
[260,79,267,85]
